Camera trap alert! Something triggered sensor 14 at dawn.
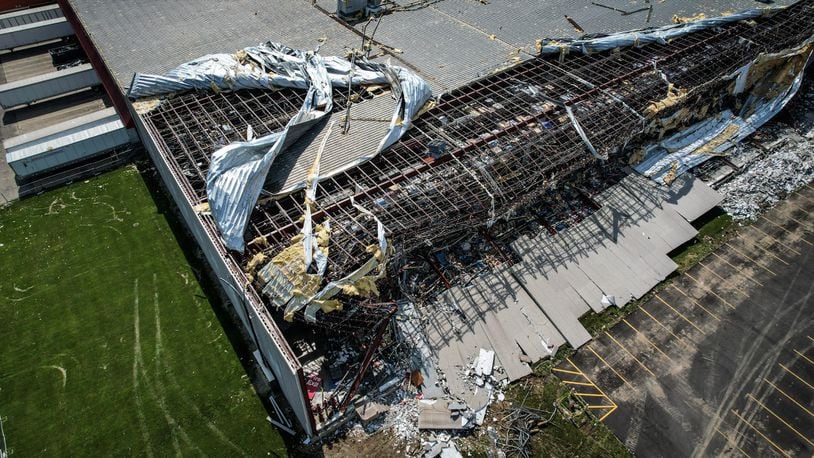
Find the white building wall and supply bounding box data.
[131,109,316,437]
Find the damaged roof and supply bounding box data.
[135,0,814,327]
[69,0,796,93]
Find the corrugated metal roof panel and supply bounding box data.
[266,94,396,196]
[4,106,118,149]
[5,106,133,177]
[6,114,131,177]
[361,6,516,91]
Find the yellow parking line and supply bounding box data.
[759,214,791,234]
[588,345,632,388]
[794,349,814,367]
[715,427,752,458]
[639,305,694,350]
[553,368,583,376]
[605,331,658,378]
[760,215,814,246]
[654,294,705,334]
[747,393,814,447]
[749,225,801,255]
[731,239,790,269]
[669,285,722,321]
[598,406,618,422]
[683,272,737,311]
[566,357,618,422]
[710,252,764,287]
[724,242,782,272]
[563,380,595,387]
[786,214,810,230]
[731,409,791,458]
[745,238,795,263]
[779,363,814,391]
[696,262,749,298]
[587,404,616,409]
[786,199,811,215]
[575,393,607,397]
[764,378,814,418]
[623,318,674,362]
[808,335,814,343]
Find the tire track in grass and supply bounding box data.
[139,275,200,456]
[152,274,246,456]
[41,366,66,388]
[132,279,155,458]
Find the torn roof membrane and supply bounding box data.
[537,6,775,57]
[138,1,814,326]
[634,40,814,183]
[129,41,432,252]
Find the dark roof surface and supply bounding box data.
[68,0,795,93]
[68,0,359,89]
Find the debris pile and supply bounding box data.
[699,81,814,220]
[380,393,420,442]
[459,349,507,424]
[495,405,556,458]
[421,433,463,458]
[717,144,814,219]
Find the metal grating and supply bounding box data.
[142,0,814,326]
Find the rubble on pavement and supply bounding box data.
[695,81,814,220]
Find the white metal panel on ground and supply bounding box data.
[5,107,131,176]
[425,268,565,406]
[379,174,719,412]
[0,5,63,29]
[0,17,72,50]
[0,64,98,108]
[512,269,593,349]
[664,174,725,222]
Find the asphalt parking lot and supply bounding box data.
[557,184,814,457]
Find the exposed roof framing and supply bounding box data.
[140,0,814,327]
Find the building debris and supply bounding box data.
[635,41,814,183]
[494,398,557,458]
[474,349,495,377]
[422,433,463,458]
[692,80,814,220]
[129,41,432,251]
[591,2,649,17]
[131,0,814,442]
[718,143,814,220]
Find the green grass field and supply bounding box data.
[0,166,286,456]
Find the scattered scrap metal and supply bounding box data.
[696,81,814,219]
[132,1,814,449]
[129,41,432,252]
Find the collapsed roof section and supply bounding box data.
[136,0,814,328]
[128,42,432,251]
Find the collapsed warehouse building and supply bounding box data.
[61,0,814,437]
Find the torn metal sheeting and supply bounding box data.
[537,6,776,57]
[134,0,813,353]
[635,41,814,183]
[129,41,431,251]
[412,174,718,409]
